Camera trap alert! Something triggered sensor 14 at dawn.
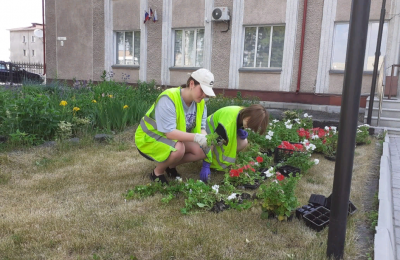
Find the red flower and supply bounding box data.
[322,139,326,144]
[256,156,263,163]
[250,161,255,166]
[276,172,285,181]
[229,169,240,177]
[293,144,303,151]
[238,167,244,173]
[250,168,255,172]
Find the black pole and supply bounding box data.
[367,0,386,125]
[326,0,371,259]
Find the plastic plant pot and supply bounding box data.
[274,142,304,163]
[277,165,301,177]
[303,206,330,232]
[308,194,327,207]
[325,195,357,215]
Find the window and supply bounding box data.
[23,50,26,56]
[242,25,285,68]
[32,36,35,42]
[32,50,35,56]
[174,28,204,67]
[23,36,26,43]
[331,22,388,71]
[116,31,140,65]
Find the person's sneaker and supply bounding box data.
[150,170,168,184]
[165,167,181,178]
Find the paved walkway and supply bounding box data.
[390,136,400,260]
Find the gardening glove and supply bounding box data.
[237,128,248,140]
[199,161,211,182]
[194,133,210,152]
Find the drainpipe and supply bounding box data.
[296,0,308,94]
[42,0,46,75]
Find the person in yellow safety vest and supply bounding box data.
[199,104,269,181]
[135,68,215,184]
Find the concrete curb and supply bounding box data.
[375,129,396,260]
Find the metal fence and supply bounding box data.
[10,61,44,75]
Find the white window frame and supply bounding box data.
[173,28,204,67]
[114,31,140,66]
[331,21,388,71]
[242,25,285,68]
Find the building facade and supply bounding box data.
[45,0,400,105]
[9,23,44,64]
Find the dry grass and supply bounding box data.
[0,127,379,260]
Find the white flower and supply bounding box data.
[357,129,362,133]
[294,118,301,124]
[227,193,237,201]
[304,113,308,118]
[272,180,278,183]
[273,119,279,123]
[301,140,310,146]
[325,126,330,131]
[308,143,316,151]
[212,185,219,194]
[268,130,274,136]
[314,159,320,165]
[269,123,273,126]
[254,162,259,166]
[286,124,293,129]
[176,176,182,182]
[264,167,274,177]
[265,135,272,140]
[331,126,337,133]
[311,134,319,140]
[189,189,192,194]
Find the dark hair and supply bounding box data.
[183,76,200,88]
[239,104,269,135]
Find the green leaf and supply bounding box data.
[197,203,206,208]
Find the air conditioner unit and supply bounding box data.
[212,7,230,21]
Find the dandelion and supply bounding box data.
[212,185,219,194]
[268,130,274,136]
[59,100,67,106]
[73,107,80,112]
[123,105,129,109]
[108,94,113,98]
[92,100,97,103]
[227,193,237,201]
[314,159,320,165]
[265,135,272,140]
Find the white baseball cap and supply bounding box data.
[190,68,216,97]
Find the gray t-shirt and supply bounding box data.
[155,93,207,133]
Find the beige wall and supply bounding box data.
[169,70,193,86]
[113,0,140,30]
[336,0,391,21]
[9,30,44,64]
[243,0,286,25]
[146,0,163,84]
[211,0,233,89]
[291,0,324,93]
[172,0,205,28]
[329,73,373,94]
[239,72,281,91]
[46,0,57,78]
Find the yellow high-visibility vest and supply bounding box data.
[206,106,243,170]
[135,87,205,162]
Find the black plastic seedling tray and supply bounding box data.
[277,165,301,177]
[303,206,330,232]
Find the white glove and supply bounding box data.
[194,133,208,148]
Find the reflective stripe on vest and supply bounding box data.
[140,117,176,147]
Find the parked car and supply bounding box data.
[0,61,43,83]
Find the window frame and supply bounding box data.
[23,50,26,56]
[172,28,205,68]
[23,36,26,43]
[242,24,286,69]
[330,21,388,72]
[32,36,35,42]
[32,50,35,57]
[114,30,140,66]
